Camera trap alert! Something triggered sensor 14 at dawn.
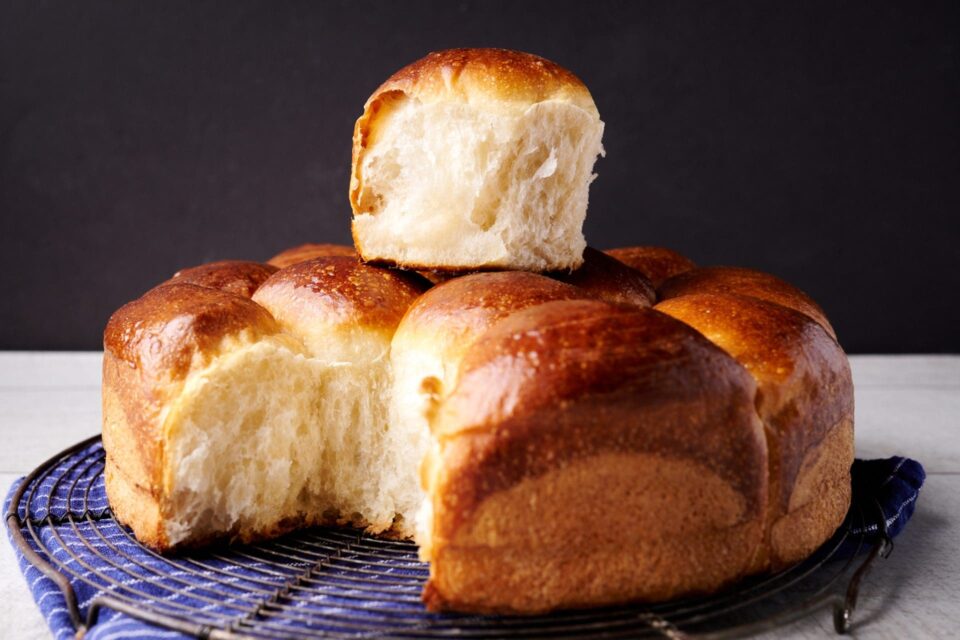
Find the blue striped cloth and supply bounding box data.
[5,447,925,640]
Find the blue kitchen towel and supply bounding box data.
[5,444,925,640]
[847,456,925,541]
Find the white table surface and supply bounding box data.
[1,352,957,639]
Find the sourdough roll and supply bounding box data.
[420,299,768,613]
[656,267,853,568]
[350,48,605,271]
[266,243,356,269]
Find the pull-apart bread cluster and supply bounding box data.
[103,48,853,615]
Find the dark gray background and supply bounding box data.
[1,1,957,352]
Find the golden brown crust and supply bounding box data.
[102,348,169,549]
[266,243,356,269]
[102,284,282,551]
[351,48,597,216]
[371,48,595,110]
[103,458,167,548]
[252,256,430,334]
[433,299,766,517]
[548,247,655,307]
[654,292,853,566]
[164,260,278,298]
[423,299,768,612]
[104,283,280,382]
[604,246,697,288]
[423,455,763,613]
[398,271,591,344]
[659,266,836,338]
[771,416,853,567]
[392,273,597,409]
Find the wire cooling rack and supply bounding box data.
[6,436,892,639]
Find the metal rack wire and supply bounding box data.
[6,436,890,639]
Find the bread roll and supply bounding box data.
[266,243,356,269]
[390,272,598,528]
[659,266,836,339]
[165,260,279,298]
[604,246,696,288]
[419,299,768,612]
[656,267,853,568]
[350,48,605,272]
[103,282,301,549]
[103,258,428,549]
[550,247,655,307]
[251,257,430,535]
[392,271,594,403]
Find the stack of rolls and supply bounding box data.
[102,48,853,614]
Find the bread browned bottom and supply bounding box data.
[423,420,853,613]
[104,460,166,549]
[423,453,764,614]
[102,348,170,549]
[771,417,854,568]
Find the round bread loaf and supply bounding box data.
[350,48,605,272]
[102,245,853,615]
